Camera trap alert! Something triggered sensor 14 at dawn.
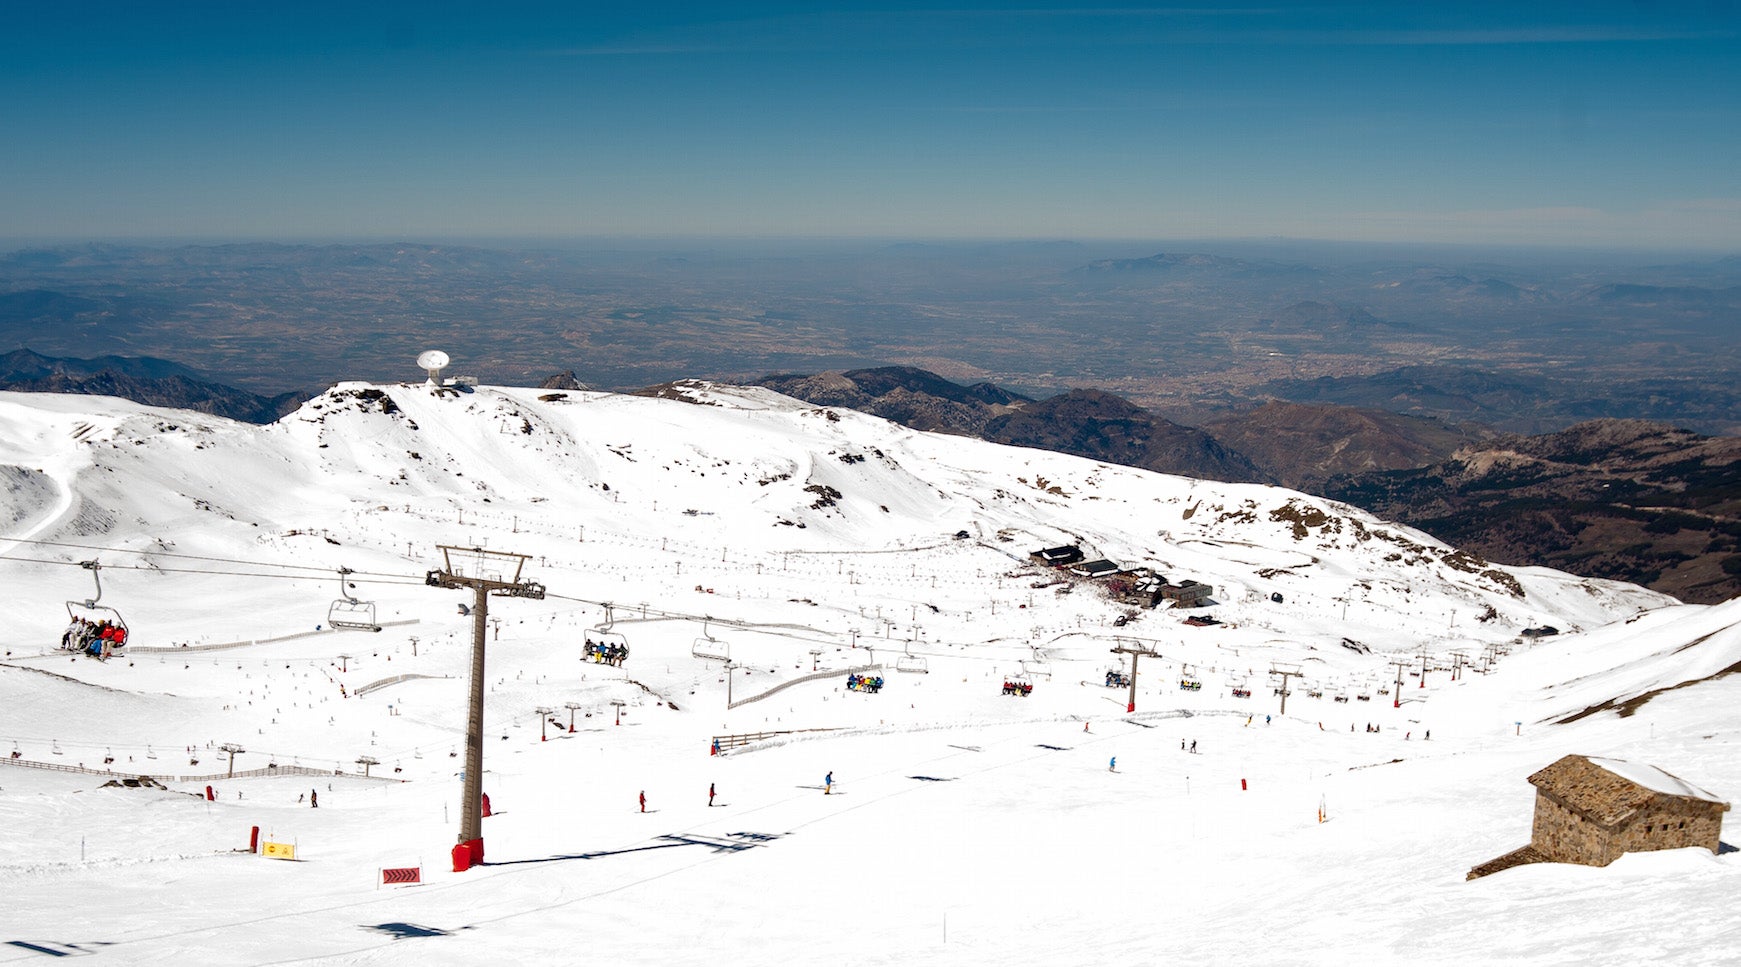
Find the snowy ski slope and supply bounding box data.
[0,381,1732,966]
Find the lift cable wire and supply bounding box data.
[0,535,416,580]
[0,554,430,586]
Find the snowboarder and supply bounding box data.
[310,790,318,808]
[1265,714,1271,725]
[1425,730,1431,740]
[824,771,834,795]
[639,790,646,812]
[1189,740,1197,753]
[708,783,716,807]
[1109,756,1117,772]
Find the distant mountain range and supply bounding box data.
[1258,364,1741,435]
[0,349,304,424]
[1069,251,1318,281]
[753,366,1027,435]
[981,388,1268,485]
[1204,401,1491,491]
[1323,420,1741,605]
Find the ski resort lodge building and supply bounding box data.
[1467,754,1729,880]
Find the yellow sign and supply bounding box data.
[261,841,297,860]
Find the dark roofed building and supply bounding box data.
[1468,754,1728,880]
[1157,579,1214,608]
[1032,545,1084,567]
[1128,574,1214,609]
[1069,559,1121,579]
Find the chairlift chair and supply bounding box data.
[896,640,928,674]
[690,615,728,663]
[63,560,130,655]
[327,568,383,632]
[1179,663,1202,691]
[1021,645,1053,680]
[586,604,632,664]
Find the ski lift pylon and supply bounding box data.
[327,567,382,632]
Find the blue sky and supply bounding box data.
[3,2,1739,247]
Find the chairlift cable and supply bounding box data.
[0,536,429,582]
[0,553,427,585]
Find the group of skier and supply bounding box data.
[583,638,628,666]
[845,673,884,693]
[60,617,127,659]
[1001,679,1034,697]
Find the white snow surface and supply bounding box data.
[0,381,1734,965]
[1588,756,1728,805]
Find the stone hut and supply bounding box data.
[1467,754,1728,880]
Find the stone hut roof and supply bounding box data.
[1528,754,1729,828]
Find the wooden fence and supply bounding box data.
[0,756,399,784]
[710,727,844,753]
[355,673,452,697]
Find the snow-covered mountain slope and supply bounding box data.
[0,381,1731,967]
[1432,597,1741,732]
[0,380,1668,650]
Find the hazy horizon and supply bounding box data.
[2,234,1735,264]
[5,2,1739,247]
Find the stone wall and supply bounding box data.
[1531,792,1620,865]
[1532,791,1726,867]
[1612,798,1725,857]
